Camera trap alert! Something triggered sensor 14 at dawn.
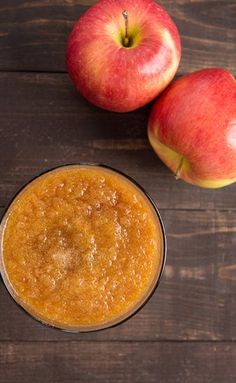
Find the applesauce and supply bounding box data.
[0,164,165,331]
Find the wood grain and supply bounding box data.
[0,341,236,383]
[0,0,235,73]
[0,1,235,380]
[1,208,235,341]
[0,72,235,211]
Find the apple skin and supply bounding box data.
[148,68,236,188]
[66,0,181,112]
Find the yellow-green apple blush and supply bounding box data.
[148,68,236,188]
[66,0,181,112]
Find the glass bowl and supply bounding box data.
[0,163,166,332]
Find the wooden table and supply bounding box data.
[0,1,235,382]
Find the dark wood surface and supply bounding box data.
[0,0,235,74]
[1,342,236,383]
[0,1,235,382]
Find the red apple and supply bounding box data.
[148,68,236,188]
[66,0,181,112]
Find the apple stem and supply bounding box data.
[122,10,129,47]
[175,157,184,180]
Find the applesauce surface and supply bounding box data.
[0,165,164,330]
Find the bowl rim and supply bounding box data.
[0,162,167,333]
